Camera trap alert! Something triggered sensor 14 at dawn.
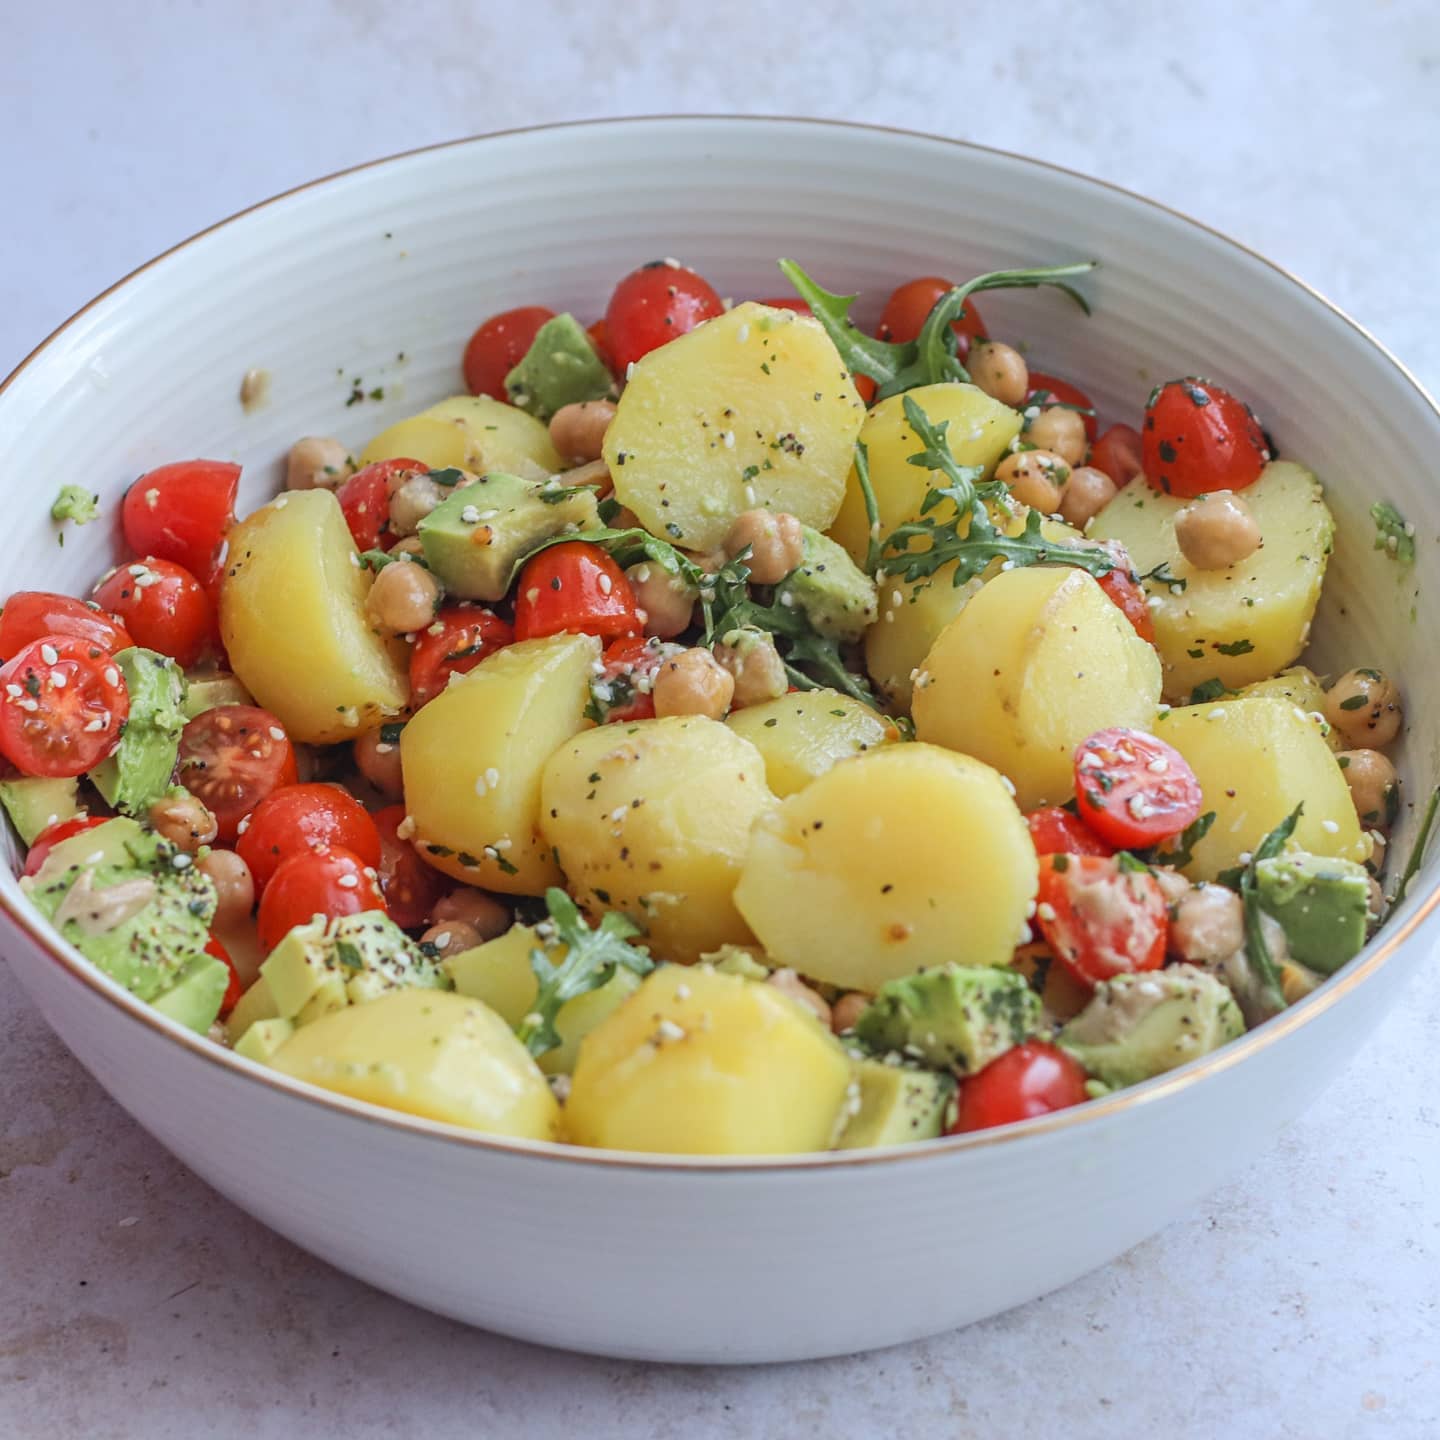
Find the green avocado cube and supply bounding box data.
[89,647,187,815]
[834,1059,956,1149]
[504,312,614,421]
[1255,852,1372,975]
[234,1016,296,1063]
[151,952,230,1034]
[181,672,254,720]
[774,527,878,642]
[0,775,81,846]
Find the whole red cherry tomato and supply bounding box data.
[1033,853,1168,988]
[513,542,639,643]
[1090,423,1144,488]
[257,845,387,952]
[948,1042,1089,1133]
[373,803,450,929]
[605,261,724,372]
[206,932,244,1017]
[1025,372,1098,443]
[409,605,514,707]
[336,458,426,553]
[1142,379,1269,497]
[1072,727,1203,850]
[463,306,556,400]
[0,636,130,778]
[22,814,106,876]
[93,557,216,668]
[586,319,616,372]
[122,460,240,586]
[877,276,988,356]
[1097,567,1156,645]
[236,783,383,892]
[176,705,298,843]
[593,635,670,723]
[1024,806,1114,858]
[0,593,132,659]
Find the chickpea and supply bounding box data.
[388,474,446,536]
[548,400,617,466]
[198,848,255,927]
[996,449,1069,514]
[354,727,404,799]
[1325,669,1402,748]
[286,436,351,492]
[148,793,218,852]
[1173,491,1261,570]
[626,562,696,640]
[830,991,870,1035]
[420,921,482,958]
[1169,883,1245,964]
[365,559,440,636]
[723,509,805,585]
[652,647,734,720]
[431,887,510,943]
[1152,866,1192,908]
[767,968,832,1027]
[714,631,788,708]
[1058,465,1118,530]
[1025,406,1087,466]
[1338,748,1399,829]
[967,340,1029,407]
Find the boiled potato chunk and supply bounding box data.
[1235,666,1340,752]
[1089,461,1334,701]
[400,633,599,892]
[221,490,408,742]
[361,394,563,475]
[913,566,1162,810]
[1157,697,1369,881]
[604,303,865,551]
[726,690,899,797]
[266,988,560,1138]
[733,744,1037,990]
[565,965,851,1155]
[828,382,1022,566]
[359,414,477,472]
[541,717,774,963]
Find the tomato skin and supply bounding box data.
[1025,372,1098,443]
[1090,423,1143,488]
[177,705,298,844]
[605,262,724,372]
[337,459,424,552]
[373,803,449,929]
[1142,379,1269,497]
[257,845,387,952]
[1073,727,1203,849]
[1034,853,1168,988]
[948,1042,1089,1133]
[513,542,640,643]
[877,276,988,356]
[463,306,556,400]
[409,605,514,707]
[1024,806,1114,858]
[1097,566,1156,645]
[0,636,130,778]
[595,635,669,722]
[122,460,240,585]
[0,593,132,659]
[22,814,105,876]
[236,783,382,892]
[93,557,216,668]
[206,932,244,1017]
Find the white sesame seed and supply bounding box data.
[237,815,251,835]
[144,488,160,509]
[675,983,691,1000]
[172,853,193,870]
[736,324,750,344]
[1321,819,1340,834]
[104,667,120,687]
[432,930,452,948]
[397,815,417,839]
[474,776,488,796]
[598,573,613,596]
[1146,757,1169,774]
[336,873,359,889]
[39,643,58,665]
[269,726,286,742]
[49,671,67,689]
[1207,708,1226,720]
[460,505,481,524]
[484,767,500,789]
[1036,901,1057,922]
[4,684,20,698]
[721,431,735,449]
[82,714,103,730]
[609,806,627,822]
[656,1019,685,1042]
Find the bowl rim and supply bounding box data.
[4,113,1438,1173]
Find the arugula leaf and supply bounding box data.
[358,548,431,573]
[1371,501,1416,564]
[1391,783,1440,910]
[514,889,655,1058]
[1140,560,1188,592]
[1141,811,1215,870]
[854,439,882,577]
[1227,806,1301,1013]
[507,525,707,592]
[1188,679,1237,705]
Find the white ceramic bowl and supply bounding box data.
[3,118,1438,1364]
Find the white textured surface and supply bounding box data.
[2,1,1438,1435]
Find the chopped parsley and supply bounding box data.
[51,485,100,526]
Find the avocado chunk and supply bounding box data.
[854,963,1042,1074]
[151,952,230,1034]
[699,943,772,981]
[835,1058,956,1148]
[1058,964,1243,1089]
[418,472,600,602]
[234,1015,296,1063]
[0,776,81,845]
[504,312,614,421]
[227,973,280,1036]
[774,526,878,643]
[1255,851,1371,975]
[181,671,254,720]
[89,647,187,814]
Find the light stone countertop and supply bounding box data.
[3,3,1438,1435]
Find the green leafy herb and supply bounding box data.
[1141,811,1216,870]
[379,722,405,745]
[51,485,100,526]
[1229,806,1301,1012]
[538,479,602,505]
[1114,850,1153,876]
[426,467,466,488]
[1214,638,1255,656]
[1391,783,1440,909]
[334,939,364,972]
[1188,679,1236,705]
[1338,694,1368,711]
[1370,501,1416,564]
[1138,560,1187,592]
[854,438,882,576]
[507,525,706,593]
[358,548,430,573]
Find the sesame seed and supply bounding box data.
[484,767,500,788]
[656,1019,685,1042]
[1036,901,1057,922]
[50,671,67,689]
[104,667,120,687]
[269,726,286,742]
[39,643,58,665]
[598,573,613,595]
[1146,757,1169,773]
[736,324,750,343]
[336,874,359,889]
[1321,819,1340,834]
[474,776,488,796]
[675,983,691,1000]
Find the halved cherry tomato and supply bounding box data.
[1097,566,1156,645]
[1090,423,1143,488]
[948,1041,1089,1133]
[0,636,130,778]
[463,306,556,400]
[1073,727,1203,849]
[605,261,724,372]
[236,783,382,892]
[594,635,669,723]
[337,459,425,553]
[513,542,639,643]
[206,932,244,1017]
[1142,378,1269,497]
[409,605,514,707]
[22,814,106,876]
[93,557,216,668]
[1034,853,1168,988]
[177,705,297,843]
[256,845,386,952]
[122,460,240,586]
[1025,372,1098,443]
[877,276,988,357]
[373,803,450,929]
[0,593,132,660]
[1024,806,1114,858]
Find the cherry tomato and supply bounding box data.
[513,542,639,643]
[236,782,382,892]
[877,276,988,356]
[206,932,244,1017]
[0,593,132,659]
[594,635,668,722]
[948,1041,1089,1133]
[755,297,811,313]
[604,261,724,372]
[586,319,616,372]
[463,306,556,400]
[1142,378,1269,497]
[1097,566,1155,645]
[373,803,450,929]
[1073,727,1203,850]
[1090,423,1143,488]
[409,605,514,707]
[853,374,878,404]
[22,813,105,876]
[257,845,387,952]
[177,705,298,844]
[1034,853,1168,988]
[337,458,425,553]
[122,460,240,586]
[0,636,130,778]
[1025,371,1098,443]
[1024,806,1114,858]
[93,557,216,668]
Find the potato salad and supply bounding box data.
[3,256,1428,1154]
